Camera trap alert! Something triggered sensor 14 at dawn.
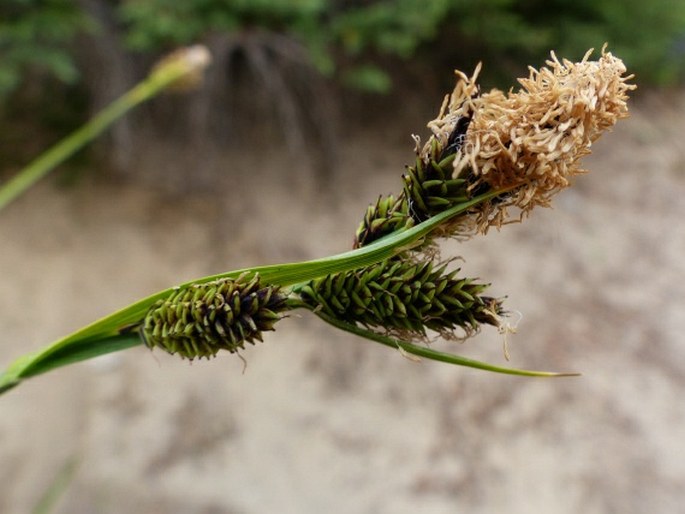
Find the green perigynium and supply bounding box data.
[294,258,503,339]
[354,117,473,248]
[354,194,414,249]
[141,273,288,359]
[140,258,502,360]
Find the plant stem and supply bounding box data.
[32,457,79,514]
[0,189,509,394]
[0,46,210,211]
[291,299,579,377]
[0,333,141,394]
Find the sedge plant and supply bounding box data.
[0,46,635,395]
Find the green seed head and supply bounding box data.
[402,132,471,224]
[353,116,472,249]
[141,274,288,360]
[354,194,413,248]
[296,259,503,340]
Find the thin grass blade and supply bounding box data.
[312,310,580,378]
[0,189,504,393]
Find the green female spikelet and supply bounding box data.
[354,194,413,248]
[294,259,503,339]
[354,115,472,248]
[141,273,288,360]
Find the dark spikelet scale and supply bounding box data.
[403,121,472,224]
[353,194,413,248]
[353,116,473,248]
[296,259,502,338]
[141,274,288,360]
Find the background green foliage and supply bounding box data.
[119,0,328,48]
[118,0,453,90]
[1,0,684,174]
[468,0,685,84]
[2,0,684,101]
[0,0,90,98]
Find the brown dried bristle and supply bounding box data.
[355,47,633,247]
[141,274,288,360]
[150,45,211,92]
[426,46,635,234]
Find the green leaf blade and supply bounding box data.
[310,310,580,378]
[0,189,508,393]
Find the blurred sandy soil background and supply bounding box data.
[1,89,685,513]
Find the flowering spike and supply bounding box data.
[430,46,635,234]
[141,274,289,360]
[295,259,503,339]
[356,47,634,247]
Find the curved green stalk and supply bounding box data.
[303,304,579,378]
[0,46,210,211]
[0,190,503,393]
[0,334,141,395]
[32,457,79,514]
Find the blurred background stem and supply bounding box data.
[31,457,79,514]
[0,45,210,211]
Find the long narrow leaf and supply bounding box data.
[311,308,580,378]
[0,46,210,211]
[0,334,141,394]
[0,189,502,392]
[34,189,502,343]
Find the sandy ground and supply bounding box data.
[1,90,685,514]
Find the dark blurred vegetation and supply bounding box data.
[2,0,684,184]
